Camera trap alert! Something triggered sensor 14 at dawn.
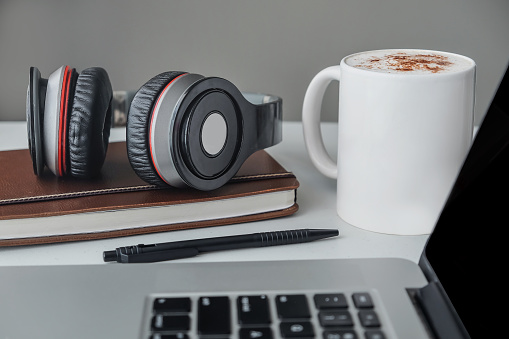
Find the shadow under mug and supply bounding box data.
[302,49,476,235]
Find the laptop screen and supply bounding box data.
[422,64,509,337]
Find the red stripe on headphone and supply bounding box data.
[58,66,71,176]
[149,73,187,185]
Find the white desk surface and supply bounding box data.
[0,121,429,266]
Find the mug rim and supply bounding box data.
[340,48,476,77]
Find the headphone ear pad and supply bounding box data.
[68,67,113,178]
[127,71,186,186]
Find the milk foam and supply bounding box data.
[345,50,473,74]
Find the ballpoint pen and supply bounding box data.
[103,228,339,263]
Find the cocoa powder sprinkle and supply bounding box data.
[354,53,453,73]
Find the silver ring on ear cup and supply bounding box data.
[149,73,204,187]
[43,66,66,176]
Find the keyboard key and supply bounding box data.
[352,293,374,309]
[364,330,385,339]
[276,295,310,319]
[239,327,273,339]
[150,334,189,339]
[153,297,191,313]
[314,294,348,309]
[280,321,314,337]
[237,295,271,325]
[319,311,354,327]
[323,329,358,339]
[358,310,380,328]
[197,296,231,335]
[151,314,190,331]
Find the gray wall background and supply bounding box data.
[1,0,508,126]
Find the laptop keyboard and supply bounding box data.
[144,291,386,339]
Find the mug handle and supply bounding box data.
[302,65,341,179]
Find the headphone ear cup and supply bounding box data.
[68,67,113,178]
[126,71,186,186]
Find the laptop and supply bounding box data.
[0,65,507,339]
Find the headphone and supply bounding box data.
[26,66,282,191]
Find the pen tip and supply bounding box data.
[103,250,117,262]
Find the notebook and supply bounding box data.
[0,64,507,339]
[0,145,299,246]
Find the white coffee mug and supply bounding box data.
[302,49,475,235]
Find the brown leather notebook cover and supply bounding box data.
[0,142,299,246]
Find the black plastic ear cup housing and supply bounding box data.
[172,77,245,189]
[68,67,113,178]
[173,77,282,190]
[27,67,46,175]
[126,71,186,186]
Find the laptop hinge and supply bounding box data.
[413,282,470,339]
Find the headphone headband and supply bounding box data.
[243,92,283,150]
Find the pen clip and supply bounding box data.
[118,247,200,263]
